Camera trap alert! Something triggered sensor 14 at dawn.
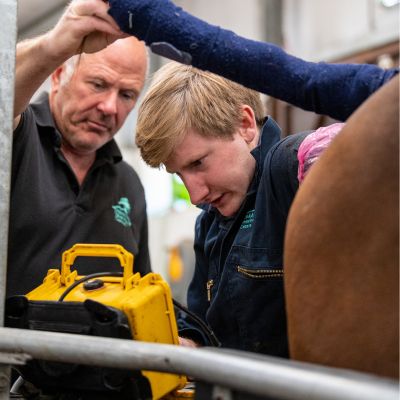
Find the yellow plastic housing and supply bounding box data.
[26,243,187,400]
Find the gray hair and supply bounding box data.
[59,55,80,86]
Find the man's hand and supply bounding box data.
[13,0,126,123]
[179,337,200,348]
[44,0,126,59]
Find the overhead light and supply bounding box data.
[379,0,400,7]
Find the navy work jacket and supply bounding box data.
[179,117,309,357]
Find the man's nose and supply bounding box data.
[184,175,209,205]
[97,91,118,115]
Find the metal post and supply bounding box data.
[0,0,17,398]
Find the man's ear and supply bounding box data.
[238,105,258,145]
[50,65,65,93]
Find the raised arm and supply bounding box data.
[14,0,125,127]
[108,0,398,121]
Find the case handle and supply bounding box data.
[61,244,134,286]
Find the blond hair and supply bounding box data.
[136,62,265,168]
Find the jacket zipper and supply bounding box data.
[206,279,214,302]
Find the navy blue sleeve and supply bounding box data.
[108,0,398,121]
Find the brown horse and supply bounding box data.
[284,76,399,379]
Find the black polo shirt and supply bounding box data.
[7,93,151,297]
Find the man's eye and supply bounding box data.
[121,92,136,101]
[91,81,104,90]
[191,159,202,168]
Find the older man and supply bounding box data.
[7,0,150,297]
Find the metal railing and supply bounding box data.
[0,327,398,400]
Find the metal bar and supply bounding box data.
[0,0,18,398]
[0,327,397,400]
[0,0,17,325]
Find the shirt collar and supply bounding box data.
[96,139,123,164]
[30,92,56,129]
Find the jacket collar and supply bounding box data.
[251,117,281,168]
[250,116,281,189]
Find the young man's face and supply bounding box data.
[165,127,257,217]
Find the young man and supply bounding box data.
[7,0,151,297]
[136,62,312,356]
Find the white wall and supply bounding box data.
[283,0,399,60]
[174,0,268,41]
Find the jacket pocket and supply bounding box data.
[223,245,288,356]
[237,265,284,279]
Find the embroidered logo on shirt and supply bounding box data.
[240,209,255,230]
[112,197,132,227]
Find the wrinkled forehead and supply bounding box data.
[74,55,146,97]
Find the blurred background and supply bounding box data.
[16,0,399,303]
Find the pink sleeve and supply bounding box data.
[297,123,345,183]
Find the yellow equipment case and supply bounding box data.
[5,244,188,400]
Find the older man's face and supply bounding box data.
[50,38,147,156]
